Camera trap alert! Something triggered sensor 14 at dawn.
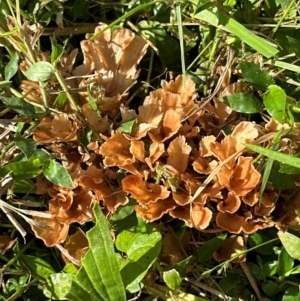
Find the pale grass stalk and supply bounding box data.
[185,277,243,301]
[240,262,263,301]
[56,244,81,266]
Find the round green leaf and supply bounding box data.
[282,285,300,301]
[5,52,19,81]
[163,269,182,290]
[24,61,55,82]
[263,85,286,122]
[220,93,263,113]
[43,160,75,188]
[278,231,300,260]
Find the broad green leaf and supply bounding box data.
[282,285,299,301]
[71,204,126,301]
[63,263,78,275]
[19,255,55,279]
[118,119,136,134]
[193,3,278,58]
[0,158,46,180]
[51,204,127,301]
[277,247,294,277]
[14,135,37,159]
[263,85,286,122]
[287,36,300,58]
[248,262,264,281]
[1,96,38,117]
[31,149,51,161]
[220,93,263,113]
[245,143,300,169]
[261,280,279,297]
[240,61,274,90]
[43,160,75,188]
[163,269,182,290]
[5,52,19,80]
[45,273,75,300]
[138,20,181,70]
[268,161,295,189]
[51,40,64,65]
[197,233,227,263]
[278,231,300,260]
[116,221,162,290]
[111,198,137,232]
[24,61,55,82]
[262,261,278,277]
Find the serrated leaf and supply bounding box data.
[19,255,55,279]
[197,233,227,263]
[263,85,286,122]
[24,61,55,82]
[278,231,300,260]
[245,143,300,169]
[0,158,46,180]
[240,61,274,90]
[5,52,19,80]
[116,221,162,290]
[1,96,38,117]
[163,269,182,290]
[43,160,74,188]
[220,93,263,113]
[71,204,126,301]
[14,135,37,159]
[48,205,126,301]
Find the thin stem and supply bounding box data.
[39,82,49,109]
[270,0,296,38]
[187,40,213,71]
[54,70,79,113]
[176,3,186,86]
[6,277,40,301]
[199,238,279,279]
[144,49,155,97]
